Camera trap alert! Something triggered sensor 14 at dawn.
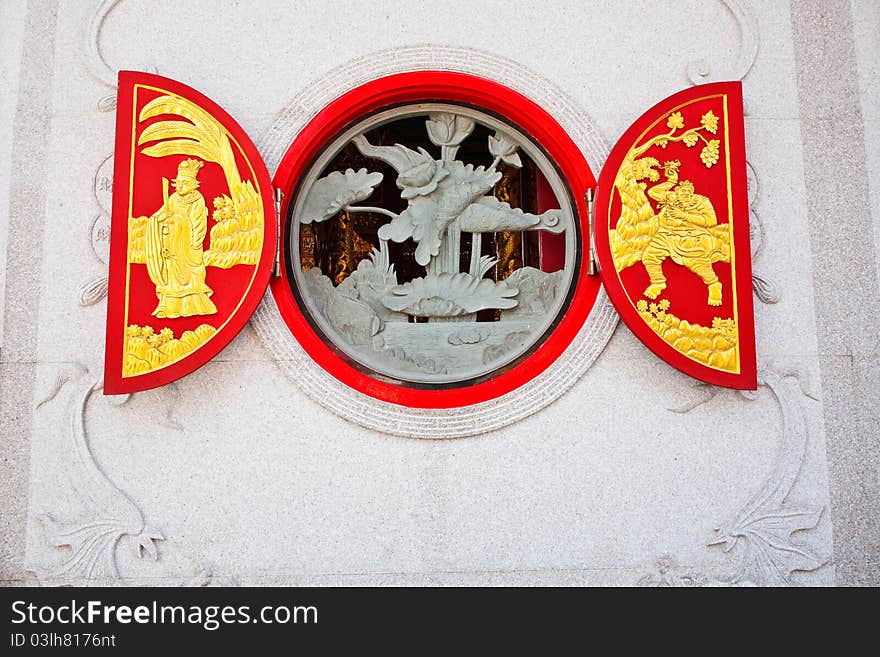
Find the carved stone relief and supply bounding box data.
[686,0,759,86]
[290,105,575,384]
[28,0,187,586]
[647,362,831,586]
[746,160,780,304]
[29,365,164,584]
[707,364,828,585]
[253,45,617,438]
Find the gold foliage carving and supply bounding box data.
[128,215,148,263]
[636,299,737,372]
[123,323,216,376]
[204,189,263,267]
[610,108,729,276]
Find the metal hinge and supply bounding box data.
[273,188,283,277]
[585,187,599,275]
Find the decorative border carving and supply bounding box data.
[83,0,120,90]
[252,45,617,439]
[659,361,830,586]
[746,160,779,303]
[84,0,157,111]
[29,364,164,585]
[686,0,759,85]
[80,0,118,303]
[29,366,227,585]
[29,1,189,586]
[708,363,828,585]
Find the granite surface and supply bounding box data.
[0,0,875,586]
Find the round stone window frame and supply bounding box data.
[252,48,618,437]
[287,101,580,388]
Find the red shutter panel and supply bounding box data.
[104,72,277,394]
[593,82,756,389]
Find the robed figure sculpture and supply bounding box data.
[144,158,217,318]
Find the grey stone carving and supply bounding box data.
[78,157,113,308]
[668,362,829,585]
[304,268,383,347]
[84,0,157,110]
[686,0,759,85]
[253,45,617,437]
[301,168,384,225]
[78,275,109,307]
[384,270,518,318]
[746,160,780,304]
[500,267,563,320]
[708,365,828,585]
[84,0,120,91]
[29,365,164,584]
[636,554,709,587]
[293,107,577,384]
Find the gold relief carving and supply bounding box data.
[128,214,148,263]
[205,191,263,268]
[299,224,317,272]
[636,299,737,371]
[128,92,265,317]
[494,165,523,281]
[642,160,730,305]
[610,109,728,300]
[611,104,738,372]
[142,159,217,318]
[329,209,353,285]
[123,324,216,376]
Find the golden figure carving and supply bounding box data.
[642,161,729,305]
[609,109,730,306]
[609,106,737,372]
[122,90,269,377]
[129,93,265,274]
[123,323,216,376]
[142,158,217,318]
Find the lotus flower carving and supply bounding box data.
[426,112,475,148]
[383,272,519,317]
[352,111,566,277]
[488,130,523,168]
[295,109,572,382]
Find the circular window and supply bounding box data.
[271,71,600,408]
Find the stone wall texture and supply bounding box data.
[0,0,876,586]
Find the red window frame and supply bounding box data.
[270,71,600,408]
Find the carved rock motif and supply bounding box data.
[500,267,562,320]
